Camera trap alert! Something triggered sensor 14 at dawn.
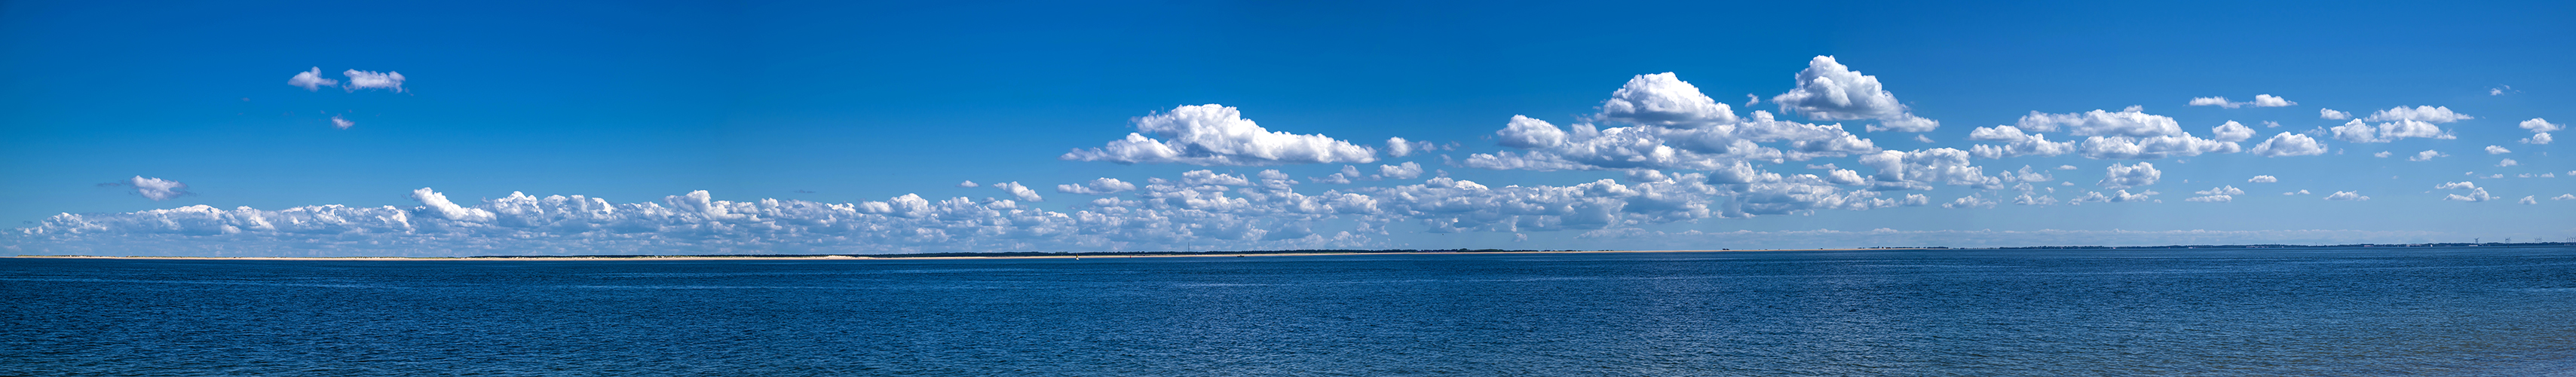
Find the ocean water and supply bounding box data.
[5,247,2575,376]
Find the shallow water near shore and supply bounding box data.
[6,247,2575,375]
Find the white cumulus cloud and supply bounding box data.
[993,182,1044,202]
[286,67,337,90]
[2076,133,2240,160]
[2486,146,2511,155]
[2319,109,2351,120]
[1062,104,1378,166]
[1376,162,1424,179]
[2360,106,2471,123]
[2253,94,2295,107]
[330,115,354,130]
[340,69,406,92]
[2017,106,2182,137]
[123,176,190,201]
[2323,191,2369,201]
[1464,111,1876,171]
[2329,119,2454,143]
[2187,95,2295,109]
[1771,56,1937,132]
[2187,185,2244,202]
[1496,115,1568,149]
[2248,175,2277,183]
[2498,158,2518,167]
[2210,121,2256,143]
[1055,178,1138,195]
[1965,125,2076,158]
[2522,118,2562,145]
[2248,133,2327,157]
[2098,162,2161,189]
[2408,150,2447,161]
[2522,118,2565,133]
[1600,72,1739,128]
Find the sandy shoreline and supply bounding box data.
[8,248,1916,262]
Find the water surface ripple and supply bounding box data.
[5,247,2573,375]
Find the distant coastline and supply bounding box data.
[12,242,2573,261]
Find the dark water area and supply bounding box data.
[5,247,2575,376]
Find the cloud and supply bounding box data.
[2252,94,2295,107]
[2498,158,2517,167]
[2434,182,2491,202]
[2556,194,2576,201]
[2520,196,2538,205]
[2521,118,2562,145]
[2070,189,2158,204]
[1179,170,1252,186]
[957,180,979,188]
[1858,149,2005,190]
[1312,165,1362,184]
[1997,165,2052,184]
[2283,189,2311,195]
[2323,191,2369,201]
[2011,108,2240,159]
[2372,152,2392,158]
[120,176,191,201]
[1495,115,1568,149]
[2486,146,2511,155]
[2246,133,2328,157]
[992,182,1044,202]
[2360,106,2471,123]
[2056,165,2078,170]
[2523,118,2566,133]
[2017,106,2182,137]
[1463,111,1876,171]
[340,69,406,93]
[1062,104,1378,166]
[1600,72,1740,128]
[2075,133,2240,159]
[330,115,354,130]
[1942,195,1998,208]
[2098,162,2160,189]
[2328,119,2454,143]
[286,67,337,90]
[2187,95,2295,109]
[1771,56,1938,132]
[2445,188,2494,202]
[2248,175,2277,183]
[1965,125,2076,158]
[2318,109,2351,120]
[2407,150,2447,161]
[2187,185,2243,202]
[2210,121,2256,143]
[1055,178,1138,195]
[1377,162,1424,179]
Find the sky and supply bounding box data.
[3,0,2571,256]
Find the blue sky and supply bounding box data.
[4,1,2571,256]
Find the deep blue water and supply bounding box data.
[5,247,2576,376]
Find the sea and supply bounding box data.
[5,247,2574,376]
